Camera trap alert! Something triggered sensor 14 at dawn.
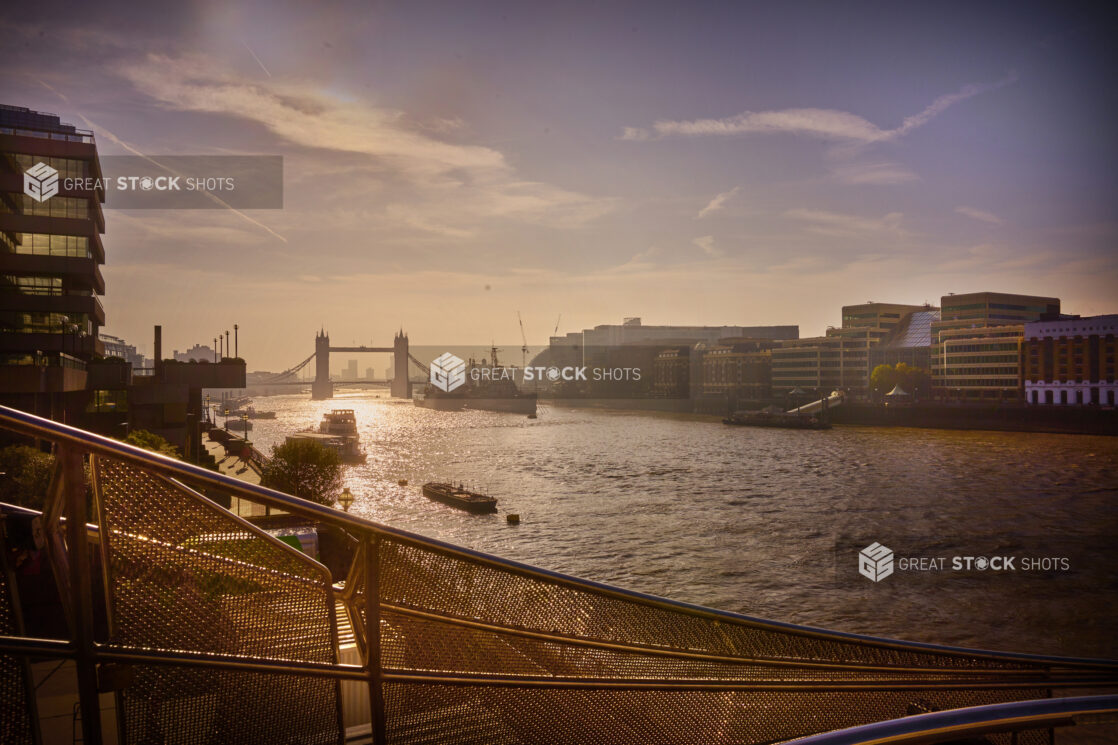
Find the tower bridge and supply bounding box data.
[262,330,427,400]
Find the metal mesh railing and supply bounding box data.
[0,519,37,745]
[92,457,342,745]
[1,403,1116,745]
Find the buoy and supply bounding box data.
[506,514,520,524]
[398,479,408,486]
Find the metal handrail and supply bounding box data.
[786,694,1118,744]
[2,403,1116,672]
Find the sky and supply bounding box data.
[2,1,1115,371]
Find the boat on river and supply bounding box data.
[722,410,831,430]
[414,346,537,416]
[422,482,498,513]
[286,409,367,463]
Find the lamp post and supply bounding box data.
[241,412,249,438]
[338,487,354,512]
[214,337,219,362]
[225,330,230,361]
[223,407,230,431]
[234,324,238,359]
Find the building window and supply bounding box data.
[8,233,91,258]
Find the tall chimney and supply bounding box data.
[154,325,163,379]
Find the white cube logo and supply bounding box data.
[859,542,894,582]
[430,352,466,392]
[24,162,59,203]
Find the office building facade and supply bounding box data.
[930,292,1060,401]
[0,105,106,419]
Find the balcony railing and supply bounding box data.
[0,403,1116,744]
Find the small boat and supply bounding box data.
[722,411,831,430]
[422,482,498,514]
[229,407,276,419]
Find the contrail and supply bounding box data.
[78,113,288,243]
[34,77,287,243]
[242,39,272,78]
[34,77,71,103]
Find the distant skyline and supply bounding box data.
[2,1,1115,370]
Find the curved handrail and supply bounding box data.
[2,403,1116,671]
[786,694,1118,744]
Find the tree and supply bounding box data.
[893,363,932,398]
[870,364,898,396]
[0,445,55,510]
[122,430,181,459]
[261,439,342,507]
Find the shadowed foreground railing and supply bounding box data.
[1,403,1116,745]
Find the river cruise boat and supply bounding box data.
[319,409,359,436]
[422,482,498,514]
[286,409,367,463]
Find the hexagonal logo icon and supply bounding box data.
[430,352,466,392]
[858,542,894,582]
[24,162,60,203]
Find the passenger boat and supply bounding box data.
[319,409,359,437]
[422,482,498,514]
[286,409,367,464]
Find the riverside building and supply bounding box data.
[1023,314,1118,406]
[930,292,1060,401]
[771,302,925,398]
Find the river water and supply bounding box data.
[236,391,1118,661]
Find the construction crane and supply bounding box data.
[553,314,561,336]
[517,311,529,368]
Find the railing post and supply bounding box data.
[365,534,387,744]
[61,444,102,745]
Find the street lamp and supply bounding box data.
[338,487,354,512]
[223,407,230,431]
[241,412,249,438]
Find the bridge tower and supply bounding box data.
[312,328,333,400]
[391,329,411,398]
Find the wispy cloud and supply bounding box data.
[830,162,919,185]
[955,206,1003,224]
[623,73,1017,143]
[696,186,740,218]
[784,208,908,238]
[692,235,723,257]
[116,53,611,234]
